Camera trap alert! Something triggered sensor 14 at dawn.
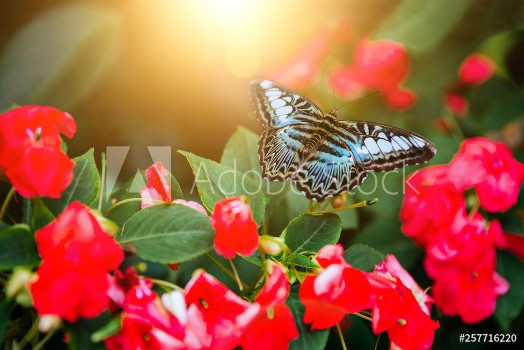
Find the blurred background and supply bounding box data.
[2,0,524,348]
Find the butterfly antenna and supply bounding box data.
[335,90,382,113]
[328,71,336,110]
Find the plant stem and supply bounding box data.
[353,311,372,322]
[0,187,15,222]
[228,259,244,292]
[310,198,378,215]
[104,197,147,216]
[151,278,184,292]
[98,152,106,211]
[13,316,40,350]
[205,253,249,291]
[33,329,57,350]
[336,322,348,350]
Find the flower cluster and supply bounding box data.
[444,53,496,117]
[0,106,76,198]
[333,37,415,110]
[400,137,524,322]
[30,202,124,322]
[106,263,298,350]
[299,244,439,349]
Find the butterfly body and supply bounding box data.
[251,79,436,201]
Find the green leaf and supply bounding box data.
[282,214,342,255]
[291,253,319,269]
[179,151,265,224]
[31,197,55,231]
[241,250,263,267]
[105,195,141,234]
[91,318,121,342]
[0,3,121,110]
[45,148,100,215]
[495,250,524,331]
[374,0,477,53]
[0,225,40,270]
[287,289,329,350]
[344,244,385,272]
[0,298,16,342]
[220,126,261,175]
[119,204,214,263]
[167,171,184,200]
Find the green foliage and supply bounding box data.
[495,251,524,331]
[45,148,100,215]
[180,150,266,224]
[282,214,342,255]
[119,204,214,263]
[344,244,385,272]
[0,225,40,270]
[287,289,329,350]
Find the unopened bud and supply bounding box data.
[259,236,284,256]
[90,209,119,236]
[330,193,348,209]
[39,315,61,332]
[6,268,33,298]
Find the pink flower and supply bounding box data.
[333,38,415,110]
[444,91,468,116]
[400,165,467,248]
[211,197,259,258]
[141,162,206,214]
[449,137,524,212]
[459,54,496,85]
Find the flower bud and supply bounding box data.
[259,235,284,256]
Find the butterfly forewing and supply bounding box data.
[250,80,324,128]
[336,121,436,172]
[250,79,436,202]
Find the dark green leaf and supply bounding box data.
[287,289,329,350]
[282,214,342,255]
[31,197,55,231]
[179,151,265,224]
[120,204,214,263]
[344,244,385,272]
[45,148,100,215]
[0,225,40,270]
[0,298,16,342]
[291,253,319,269]
[0,3,121,110]
[220,126,261,175]
[66,314,110,350]
[105,195,141,234]
[494,250,524,331]
[375,0,477,53]
[241,250,263,267]
[91,317,121,342]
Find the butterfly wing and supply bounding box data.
[336,120,436,172]
[250,79,324,129]
[293,133,367,202]
[251,79,324,180]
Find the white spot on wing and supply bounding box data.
[377,139,393,155]
[275,106,293,116]
[270,99,286,108]
[364,138,380,155]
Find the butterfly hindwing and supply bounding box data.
[293,133,367,201]
[250,80,324,129]
[336,121,436,172]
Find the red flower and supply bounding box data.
[400,165,466,248]
[458,54,496,85]
[333,38,415,110]
[374,255,434,315]
[372,285,439,350]
[444,91,468,116]
[424,213,508,323]
[30,202,123,322]
[503,231,524,261]
[141,162,206,214]
[241,262,298,350]
[449,137,524,212]
[105,278,186,350]
[184,270,258,349]
[0,105,76,198]
[299,244,373,330]
[211,197,259,258]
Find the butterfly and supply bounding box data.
[250,79,436,202]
